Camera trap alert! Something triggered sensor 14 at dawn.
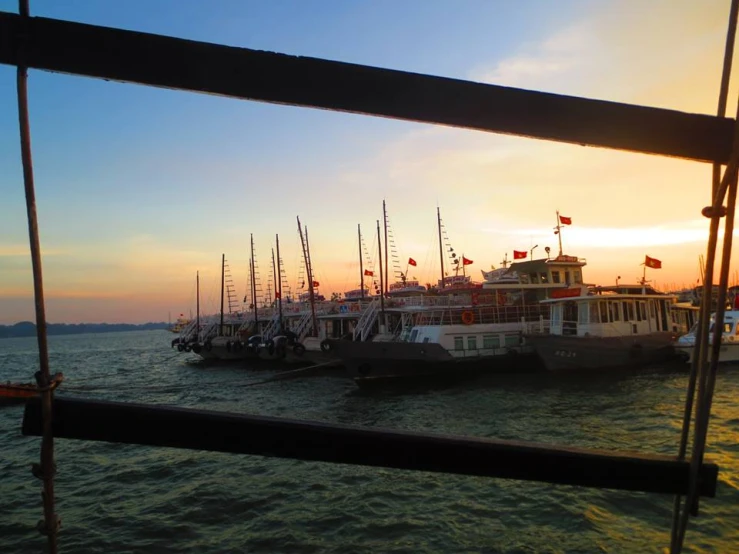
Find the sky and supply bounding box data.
[1,0,738,323]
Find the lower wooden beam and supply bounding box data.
[22,397,717,497]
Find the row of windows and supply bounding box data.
[554,300,666,324]
[453,335,519,350]
[520,269,583,285]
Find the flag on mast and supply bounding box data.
[645,256,662,269]
[513,250,527,259]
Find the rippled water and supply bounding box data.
[1,330,737,553]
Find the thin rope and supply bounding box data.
[670,2,739,550]
[16,0,60,551]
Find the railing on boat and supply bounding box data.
[3,5,733,553]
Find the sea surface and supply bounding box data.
[1,330,737,553]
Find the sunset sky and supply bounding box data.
[1,0,738,324]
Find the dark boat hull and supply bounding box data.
[526,332,678,372]
[327,340,541,388]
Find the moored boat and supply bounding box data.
[674,309,739,364]
[1,382,39,404]
[526,284,697,372]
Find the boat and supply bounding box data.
[328,218,593,387]
[0,382,39,404]
[674,309,739,364]
[526,283,698,372]
[168,314,190,333]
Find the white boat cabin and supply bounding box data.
[403,323,529,356]
[542,285,690,337]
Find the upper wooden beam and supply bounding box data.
[22,397,718,497]
[0,11,734,164]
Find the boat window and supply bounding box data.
[609,302,620,321]
[483,335,496,349]
[565,270,571,284]
[589,302,599,323]
[454,336,464,350]
[573,270,582,284]
[623,302,635,321]
[599,301,608,323]
[539,272,549,283]
[635,302,642,321]
[551,271,561,284]
[467,336,478,350]
[551,305,562,324]
[520,274,530,284]
[639,302,647,321]
[423,337,430,343]
[578,302,589,324]
[650,301,656,317]
[410,329,419,342]
[529,272,539,283]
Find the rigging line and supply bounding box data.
[671,1,739,550]
[16,0,59,550]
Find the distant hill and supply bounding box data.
[0,321,170,339]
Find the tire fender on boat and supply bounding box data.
[205,341,213,352]
[320,339,332,353]
[192,343,202,354]
[265,339,275,356]
[293,343,306,357]
[184,344,192,352]
[177,343,184,352]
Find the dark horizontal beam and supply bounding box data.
[0,12,734,164]
[22,397,718,497]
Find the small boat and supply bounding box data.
[1,382,39,404]
[674,309,739,364]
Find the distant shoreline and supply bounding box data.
[0,322,170,339]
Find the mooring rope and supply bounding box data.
[670,1,739,550]
[16,1,60,551]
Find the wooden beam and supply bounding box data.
[0,12,734,163]
[22,397,718,497]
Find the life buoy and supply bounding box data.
[293,343,306,357]
[729,335,736,342]
[320,339,332,353]
[461,311,475,325]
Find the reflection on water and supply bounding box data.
[1,330,737,553]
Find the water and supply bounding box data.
[1,330,737,553]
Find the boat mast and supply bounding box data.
[250,234,258,331]
[196,270,200,342]
[276,233,283,329]
[377,219,386,329]
[383,199,389,296]
[555,210,564,256]
[219,253,225,335]
[297,217,318,337]
[358,223,365,300]
[437,206,445,289]
[271,247,278,307]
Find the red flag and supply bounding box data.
[645,256,662,269]
[312,280,320,287]
[559,215,572,225]
[462,257,473,265]
[275,292,281,299]
[408,258,417,266]
[513,250,527,260]
[364,269,374,276]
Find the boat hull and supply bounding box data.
[328,339,540,388]
[674,341,739,364]
[1,384,38,404]
[527,332,678,372]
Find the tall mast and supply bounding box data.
[437,206,445,290]
[297,217,318,337]
[219,253,225,334]
[383,199,389,296]
[555,210,564,257]
[250,234,258,329]
[271,248,278,307]
[276,233,283,329]
[377,219,386,327]
[196,270,200,342]
[358,223,365,300]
